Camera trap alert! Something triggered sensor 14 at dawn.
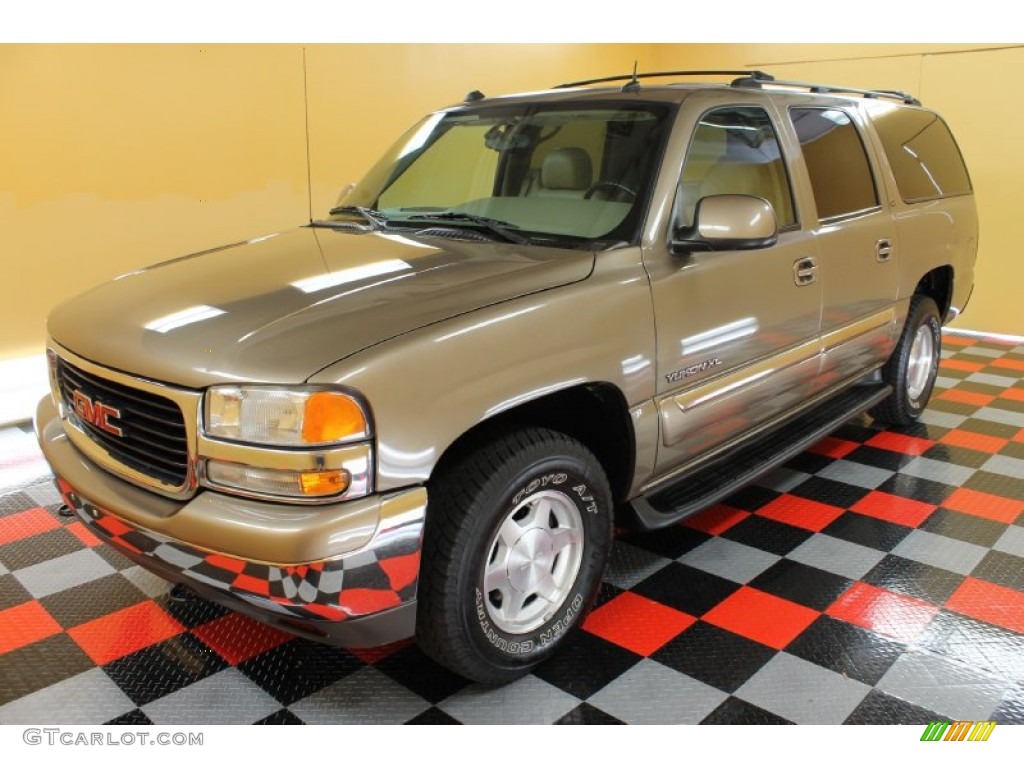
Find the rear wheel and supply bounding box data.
[416,427,613,684]
[870,295,942,425]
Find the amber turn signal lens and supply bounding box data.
[299,470,351,496]
[301,392,367,443]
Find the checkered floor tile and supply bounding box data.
[1,332,1023,725]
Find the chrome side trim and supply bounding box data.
[48,339,202,501]
[822,308,896,351]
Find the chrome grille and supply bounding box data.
[56,357,189,487]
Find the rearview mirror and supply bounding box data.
[672,194,778,253]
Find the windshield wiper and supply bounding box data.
[409,212,530,245]
[322,205,388,231]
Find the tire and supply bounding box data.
[870,294,942,425]
[416,427,613,684]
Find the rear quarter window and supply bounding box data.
[868,106,972,203]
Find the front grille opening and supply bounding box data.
[56,357,189,487]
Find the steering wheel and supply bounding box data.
[583,180,637,202]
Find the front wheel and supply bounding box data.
[416,427,613,684]
[870,295,942,425]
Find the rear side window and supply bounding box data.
[870,107,972,203]
[790,107,879,220]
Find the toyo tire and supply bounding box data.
[416,427,613,684]
[870,294,942,426]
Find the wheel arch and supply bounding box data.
[913,265,954,323]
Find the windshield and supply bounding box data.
[335,102,674,247]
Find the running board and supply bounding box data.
[627,384,892,530]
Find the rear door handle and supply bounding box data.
[793,256,817,286]
[877,239,893,262]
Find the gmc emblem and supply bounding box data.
[71,390,124,437]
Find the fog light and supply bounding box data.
[206,460,351,499]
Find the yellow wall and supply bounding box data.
[652,44,1024,336]
[2,43,1021,365]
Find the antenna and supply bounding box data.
[622,61,641,92]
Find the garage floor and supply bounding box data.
[1,332,1022,725]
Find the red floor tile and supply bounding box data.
[191,612,293,665]
[865,432,935,456]
[943,487,1022,525]
[808,436,860,459]
[348,638,415,666]
[69,600,184,665]
[850,491,936,528]
[701,586,819,650]
[940,359,985,373]
[946,578,1024,634]
[1014,428,1024,444]
[0,601,62,655]
[683,504,750,535]
[992,357,1024,372]
[941,335,974,347]
[938,389,995,407]
[826,582,939,643]
[65,520,102,548]
[0,507,61,546]
[1000,387,1024,403]
[583,592,695,656]
[939,429,1009,454]
[756,494,846,532]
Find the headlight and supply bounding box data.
[204,386,369,446]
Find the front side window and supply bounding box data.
[675,106,796,229]
[790,107,879,220]
[339,103,674,246]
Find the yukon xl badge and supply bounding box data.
[665,358,723,384]
[71,390,124,437]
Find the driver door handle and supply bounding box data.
[793,256,817,286]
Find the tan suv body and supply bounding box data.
[35,73,977,682]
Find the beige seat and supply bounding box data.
[534,148,593,198]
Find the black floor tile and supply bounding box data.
[844,689,943,724]
[878,474,956,506]
[651,621,776,694]
[863,554,966,606]
[721,485,782,512]
[103,634,228,707]
[555,702,625,725]
[832,420,878,444]
[0,574,32,611]
[237,639,362,705]
[783,451,835,475]
[722,515,815,556]
[785,615,905,686]
[964,471,1024,502]
[0,492,37,518]
[407,706,462,725]
[105,708,154,725]
[844,445,917,472]
[255,708,305,725]
[0,633,95,707]
[916,610,1024,681]
[533,631,641,700]
[790,476,869,509]
[968,550,1024,592]
[374,645,471,704]
[631,562,740,617]
[0,527,83,571]
[617,525,710,560]
[922,443,991,469]
[701,696,793,724]
[920,508,1008,548]
[157,593,232,629]
[823,512,912,552]
[94,545,134,571]
[958,417,1021,440]
[40,574,147,628]
[748,561,854,611]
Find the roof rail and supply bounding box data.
[553,70,775,90]
[730,72,921,106]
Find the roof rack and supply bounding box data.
[552,69,921,106]
[553,70,775,90]
[730,72,921,106]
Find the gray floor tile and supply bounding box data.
[966,372,1019,388]
[24,481,61,508]
[919,409,967,429]
[899,457,975,486]
[588,659,728,724]
[678,537,780,584]
[0,668,133,724]
[735,652,871,724]
[939,350,957,360]
[786,533,887,580]
[817,460,894,489]
[439,674,579,725]
[290,667,430,725]
[0,560,7,577]
[13,548,115,599]
[877,650,1011,720]
[933,376,961,391]
[994,525,1024,559]
[973,407,1024,428]
[892,529,989,575]
[143,668,280,725]
[756,467,812,493]
[981,454,1024,481]
[959,346,1006,359]
[1012,345,1024,357]
[119,565,172,598]
[605,541,672,590]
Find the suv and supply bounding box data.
[35,70,977,683]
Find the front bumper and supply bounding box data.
[35,395,426,647]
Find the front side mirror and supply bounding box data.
[673,194,778,253]
[334,182,356,209]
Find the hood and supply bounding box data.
[48,227,594,388]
